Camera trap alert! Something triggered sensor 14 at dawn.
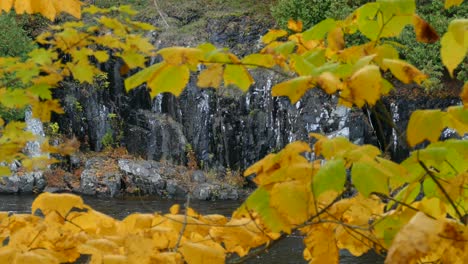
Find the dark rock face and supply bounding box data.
[52,14,461,172]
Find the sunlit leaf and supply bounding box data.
[197,64,223,88]
[383,59,427,84]
[342,65,382,107]
[32,193,85,217]
[261,29,288,44]
[272,76,315,103]
[303,18,336,40]
[352,160,389,197]
[287,19,303,32]
[148,64,190,97]
[407,109,447,147]
[312,159,346,197]
[223,65,253,91]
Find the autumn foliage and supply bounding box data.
[0,0,467,263]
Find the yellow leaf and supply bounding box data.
[261,29,288,44]
[158,47,203,66]
[317,72,342,94]
[148,64,190,97]
[169,204,180,215]
[94,51,110,63]
[446,105,468,136]
[327,26,344,52]
[0,0,14,13]
[11,0,82,20]
[179,241,225,264]
[461,82,468,108]
[407,110,447,147]
[31,99,64,122]
[303,225,339,264]
[223,65,253,91]
[385,212,444,264]
[287,19,303,32]
[412,15,439,43]
[272,76,315,104]
[311,135,356,160]
[383,59,427,84]
[270,181,310,225]
[342,65,382,107]
[197,64,223,89]
[32,193,85,217]
[241,54,275,68]
[441,24,467,77]
[445,0,464,8]
[67,61,96,84]
[125,62,164,91]
[0,247,15,263]
[372,44,399,70]
[120,50,146,69]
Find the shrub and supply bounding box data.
[271,0,332,30]
[270,0,467,87]
[398,0,468,86]
[0,12,36,58]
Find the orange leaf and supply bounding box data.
[287,19,303,32]
[461,82,468,109]
[412,15,439,43]
[383,59,427,84]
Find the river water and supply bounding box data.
[0,195,384,263]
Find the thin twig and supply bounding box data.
[174,194,190,251]
[153,0,170,28]
[418,158,464,223]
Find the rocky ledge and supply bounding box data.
[0,152,246,200]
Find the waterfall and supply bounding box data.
[24,108,48,159]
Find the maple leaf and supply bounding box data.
[0,0,83,20]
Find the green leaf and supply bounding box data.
[29,83,52,100]
[241,54,275,68]
[238,187,288,233]
[148,64,190,97]
[0,89,30,108]
[377,0,416,15]
[261,29,288,44]
[274,41,296,56]
[352,161,389,197]
[302,18,336,41]
[357,3,381,41]
[312,159,346,197]
[223,65,253,91]
[125,62,163,91]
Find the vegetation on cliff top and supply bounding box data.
[0,0,467,263]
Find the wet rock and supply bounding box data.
[0,172,45,194]
[165,179,187,199]
[79,157,123,197]
[193,183,212,200]
[191,170,206,183]
[192,183,239,200]
[79,169,98,195]
[118,159,165,195]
